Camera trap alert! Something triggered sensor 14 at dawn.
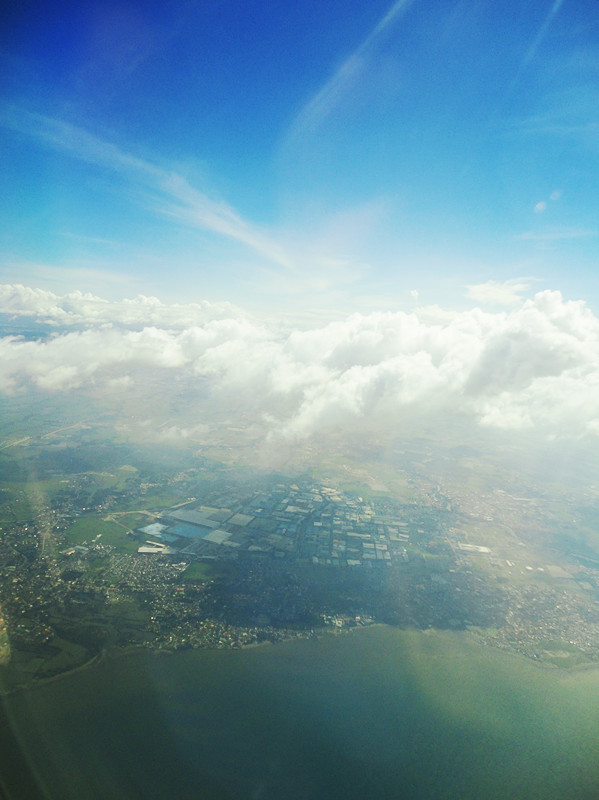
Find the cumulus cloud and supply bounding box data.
[0,284,244,328]
[2,287,599,442]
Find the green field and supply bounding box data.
[181,561,229,583]
[109,511,154,530]
[0,479,68,523]
[1,636,90,687]
[112,491,182,512]
[63,516,138,552]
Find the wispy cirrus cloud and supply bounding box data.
[0,107,292,268]
[518,228,597,242]
[502,0,566,100]
[518,0,566,74]
[466,278,536,307]
[512,117,599,138]
[285,0,415,144]
[2,260,132,291]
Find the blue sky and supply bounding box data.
[1,0,598,316]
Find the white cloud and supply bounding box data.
[520,0,565,70]
[285,0,415,143]
[518,228,597,241]
[2,287,599,442]
[1,108,291,268]
[465,279,532,307]
[1,111,382,294]
[152,423,210,442]
[505,0,565,96]
[0,284,245,328]
[533,189,562,214]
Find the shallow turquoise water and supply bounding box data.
[1,626,599,799]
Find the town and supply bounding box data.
[2,437,599,692]
[134,481,418,565]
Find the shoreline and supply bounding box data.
[3,622,599,697]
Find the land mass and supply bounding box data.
[2,413,599,690]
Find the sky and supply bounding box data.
[1,0,598,312]
[1,0,599,446]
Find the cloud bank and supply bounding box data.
[0,284,244,328]
[2,285,599,442]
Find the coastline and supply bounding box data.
[3,622,599,699]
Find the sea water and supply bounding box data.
[1,626,598,799]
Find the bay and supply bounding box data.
[1,626,599,799]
